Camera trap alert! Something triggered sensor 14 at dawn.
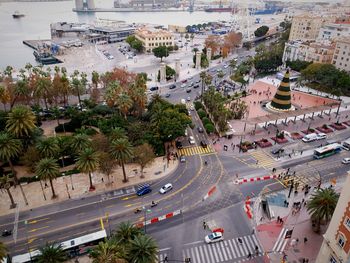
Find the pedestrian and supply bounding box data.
[256,160,259,165]
[301,150,303,155]
[101,177,104,183]
[247,252,252,259]
[277,216,280,223]
[203,221,206,229]
[304,237,308,244]
[164,256,168,262]
[296,238,299,244]
[238,238,243,244]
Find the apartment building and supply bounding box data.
[135,28,175,52]
[332,38,350,72]
[317,23,350,43]
[289,14,334,41]
[316,172,350,263]
[283,40,335,64]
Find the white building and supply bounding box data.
[332,38,350,72]
[317,23,350,43]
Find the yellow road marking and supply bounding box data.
[121,195,137,201]
[125,202,141,208]
[275,178,287,188]
[27,217,50,224]
[28,226,49,233]
[27,238,37,244]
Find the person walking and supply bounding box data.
[304,237,308,244]
[238,238,243,244]
[247,252,252,259]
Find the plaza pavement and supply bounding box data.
[252,175,346,263]
[0,156,178,216]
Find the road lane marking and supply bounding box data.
[121,195,137,201]
[184,240,203,246]
[125,202,141,208]
[159,247,171,252]
[28,226,49,233]
[27,238,37,244]
[28,217,50,224]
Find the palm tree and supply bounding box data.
[0,85,10,111]
[112,222,143,246]
[76,148,99,191]
[89,239,126,263]
[71,133,91,156]
[110,139,133,183]
[109,127,127,142]
[91,71,100,89]
[6,105,36,138]
[127,235,158,263]
[36,158,60,198]
[0,132,22,183]
[0,175,16,209]
[35,243,67,263]
[36,137,59,158]
[0,242,7,260]
[307,188,339,233]
[117,93,133,119]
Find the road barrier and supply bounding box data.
[235,174,277,184]
[135,209,182,228]
[202,185,217,201]
[244,197,253,219]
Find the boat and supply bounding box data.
[204,7,235,12]
[12,11,25,18]
[33,51,61,65]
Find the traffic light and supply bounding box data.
[185,258,191,263]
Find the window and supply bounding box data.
[329,255,337,263]
[338,234,345,248]
[345,217,350,229]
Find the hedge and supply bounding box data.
[197,109,207,119]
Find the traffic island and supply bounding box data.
[255,138,272,148]
[330,122,347,130]
[316,124,333,133]
[290,132,303,140]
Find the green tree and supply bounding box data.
[127,235,158,263]
[134,143,155,178]
[91,71,100,89]
[112,221,143,246]
[76,148,100,191]
[89,239,126,263]
[307,188,339,233]
[98,152,116,184]
[35,243,67,263]
[110,138,133,183]
[229,59,237,74]
[254,25,269,37]
[116,93,133,119]
[0,132,22,183]
[0,175,16,208]
[36,137,59,158]
[71,133,91,155]
[205,123,215,133]
[36,158,60,198]
[6,105,36,138]
[152,46,169,62]
[0,242,7,260]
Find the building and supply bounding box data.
[168,25,186,33]
[289,14,334,42]
[316,172,350,263]
[317,23,350,43]
[89,26,135,43]
[332,38,350,72]
[135,28,174,52]
[283,40,335,64]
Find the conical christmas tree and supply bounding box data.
[270,70,291,110]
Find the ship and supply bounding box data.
[252,3,283,15]
[12,11,25,18]
[33,51,61,65]
[204,7,235,12]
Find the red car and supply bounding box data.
[212,228,224,234]
[181,79,188,83]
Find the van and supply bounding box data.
[302,133,318,143]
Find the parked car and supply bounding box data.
[189,136,195,145]
[194,84,200,89]
[149,86,159,91]
[186,88,191,93]
[198,127,204,133]
[342,158,350,164]
[205,232,223,244]
[159,183,173,194]
[190,105,194,111]
[165,93,171,98]
[180,155,186,163]
[316,133,327,140]
[181,79,188,83]
[176,141,183,149]
[181,84,187,88]
[169,84,176,89]
[271,148,284,155]
[302,133,318,143]
[187,97,191,101]
[137,184,152,196]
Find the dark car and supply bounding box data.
[169,84,176,89]
[181,79,188,83]
[186,88,191,93]
[271,148,284,155]
[200,140,208,148]
[198,127,204,133]
[194,84,200,89]
[2,230,12,237]
[137,184,152,196]
[150,86,159,91]
[176,141,183,149]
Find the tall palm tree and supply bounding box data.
[0,242,7,260]
[76,148,99,191]
[307,188,339,233]
[109,127,127,142]
[6,105,36,138]
[0,132,22,183]
[36,158,60,199]
[89,239,126,263]
[36,137,59,158]
[0,85,10,111]
[109,138,133,183]
[117,93,133,119]
[127,235,158,263]
[112,222,143,246]
[91,71,100,89]
[71,133,91,156]
[35,243,67,263]
[0,175,16,209]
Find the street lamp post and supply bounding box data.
[143,206,151,234]
[36,176,46,201]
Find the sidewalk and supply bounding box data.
[253,177,345,263]
[0,157,178,216]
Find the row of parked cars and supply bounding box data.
[136,183,173,196]
[102,50,114,60]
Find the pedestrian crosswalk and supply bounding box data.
[157,252,168,263]
[281,170,319,189]
[272,228,289,254]
[250,151,276,169]
[178,145,215,156]
[180,234,263,263]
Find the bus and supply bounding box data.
[313,143,342,159]
[342,139,350,151]
[11,230,107,263]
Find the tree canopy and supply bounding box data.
[152,46,169,61]
[254,25,269,37]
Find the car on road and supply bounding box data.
[165,93,171,98]
[205,232,223,244]
[181,83,187,88]
[189,136,195,145]
[176,141,183,149]
[169,84,176,89]
[187,97,191,101]
[316,133,327,140]
[180,155,186,163]
[198,127,204,133]
[149,86,159,91]
[194,84,200,89]
[271,148,284,155]
[190,105,194,111]
[137,184,152,196]
[342,158,350,164]
[159,183,173,194]
[181,79,188,83]
[302,133,318,143]
[186,88,191,93]
[200,140,208,148]
[189,82,194,87]
[195,79,201,84]
[1,230,12,237]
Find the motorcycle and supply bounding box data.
[134,208,142,214]
[150,201,158,208]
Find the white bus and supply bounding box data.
[313,143,342,159]
[342,139,350,151]
[12,230,107,263]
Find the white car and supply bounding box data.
[224,64,229,69]
[205,232,223,244]
[316,133,327,140]
[342,158,350,164]
[190,105,194,111]
[187,97,191,101]
[181,84,187,88]
[189,136,195,145]
[159,183,173,194]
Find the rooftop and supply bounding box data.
[136,27,173,38]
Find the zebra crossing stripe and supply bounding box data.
[252,234,263,252]
[228,239,237,258]
[207,243,216,263]
[211,243,220,262]
[201,244,210,263]
[220,241,229,261]
[214,243,223,262]
[224,240,233,260]
[273,228,288,252]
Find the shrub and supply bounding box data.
[202,117,210,125]
[92,105,114,116]
[205,123,215,133]
[194,101,203,110]
[197,109,207,119]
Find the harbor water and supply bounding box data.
[0,0,232,70]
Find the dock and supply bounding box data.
[23,39,51,50]
[72,7,194,12]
